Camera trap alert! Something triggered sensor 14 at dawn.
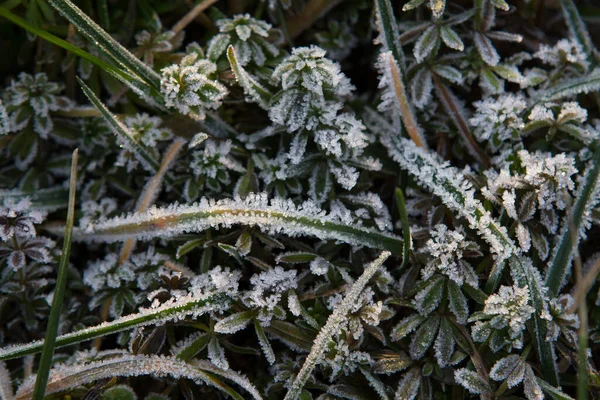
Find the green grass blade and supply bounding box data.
[0,292,230,361]
[394,188,412,270]
[283,251,390,400]
[546,146,600,296]
[560,0,596,62]
[0,6,156,101]
[70,193,404,254]
[32,149,78,400]
[47,0,161,91]
[537,377,576,400]
[77,77,176,186]
[374,0,405,68]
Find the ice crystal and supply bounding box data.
[535,38,589,71]
[207,14,279,66]
[160,49,228,118]
[2,72,73,138]
[422,225,480,286]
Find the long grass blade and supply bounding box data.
[47,0,161,92]
[560,0,596,62]
[283,251,391,400]
[17,354,261,400]
[0,187,68,211]
[0,292,230,361]
[71,193,404,254]
[536,68,600,103]
[31,149,78,400]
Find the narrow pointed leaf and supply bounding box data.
[227,46,273,109]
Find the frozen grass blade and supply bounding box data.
[0,362,14,400]
[47,0,161,93]
[283,251,391,400]
[0,292,230,361]
[0,7,156,102]
[71,193,404,254]
[17,354,262,400]
[546,146,600,296]
[374,0,427,148]
[227,46,273,109]
[432,74,490,168]
[78,78,177,188]
[31,149,78,400]
[394,188,412,270]
[536,68,600,103]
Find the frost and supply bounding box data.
[160,50,228,118]
[124,113,173,147]
[208,336,229,370]
[469,93,527,150]
[242,267,298,326]
[79,198,117,229]
[422,225,480,286]
[535,38,589,70]
[309,257,329,276]
[207,14,279,66]
[454,368,491,395]
[0,198,46,241]
[189,139,245,192]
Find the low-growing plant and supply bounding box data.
[0,0,599,399]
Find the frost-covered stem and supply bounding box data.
[283,251,391,400]
[72,194,404,254]
[546,145,600,296]
[575,254,589,400]
[432,74,490,168]
[16,354,262,400]
[119,139,185,265]
[0,362,14,400]
[171,0,218,35]
[384,52,428,148]
[0,293,229,361]
[32,149,78,400]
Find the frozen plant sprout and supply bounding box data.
[0,0,599,399]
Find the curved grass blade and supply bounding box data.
[71,193,404,254]
[32,150,78,400]
[283,251,391,400]
[47,0,161,93]
[227,46,273,110]
[546,145,600,296]
[394,188,412,270]
[374,0,427,148]
[17,354,261,400]
[77,78,177,187]
[0,292,230,361]
[0,7,156,102]
[536,68,600,103]
[0,187,68,211]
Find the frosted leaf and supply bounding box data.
[434,318,454,367]
[319,340,372,379]
[314,20,358,60]
[271,46,354,101]
[255,321,276,365]
[413,25,439,63]
[79,198,117,229]
[413,276,444,316]
[0,100,9,135]
[474,33,500,66]
[469,93,527,150]
[440,26,464,51]
[207,14,279,66]
[160,54,228,118]
[410,68,433,109]
[242,267,298,326]
[208,336,229,370]
[516,223,531,252]
[422,224,480,286]
[490,355,524,387]
[0,198,46,241]
[134,29,183,66]
[328,161,359,190]
[190,266,241,298]
[124,113,173,147]
[214,311,254,334]
[545,294,579,342]
[190,139,244,187]
[454,368,491,395]
[409,316,439,360]
[523,364,544,400]
[535,38,589,70]
[394,366,421,400]
[447,280,469,324]
[310,257,330,276]
[2,72,73,138]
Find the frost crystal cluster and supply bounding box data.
[0,0,598,399]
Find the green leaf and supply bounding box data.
[254,320,276,365]
[394,188,412,270]
[390,314,426,341]
[409,315,440,360]
[176,333,211,361]
[537,69,600,103]
[447,280,469,324]
[102,385,136,400]
[276,252,318,264]
[0,186,68,211]
[440,25,464,51]
[283,252,391,400]
[264,321,316,352]
[176,238,208,259]
[372,351,412,374]
[32,149,78,400]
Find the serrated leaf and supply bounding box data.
[454,368,491,395]
[394,366,421,400]
[208,336,229,370]
[447,280,469,324]
[390,314,427,341]
[434,318,454,367]
[227,46,272,109]
[413,25,439,62]
[254,320,276,365]
[413,276,445,315]
[474,33,500,66]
